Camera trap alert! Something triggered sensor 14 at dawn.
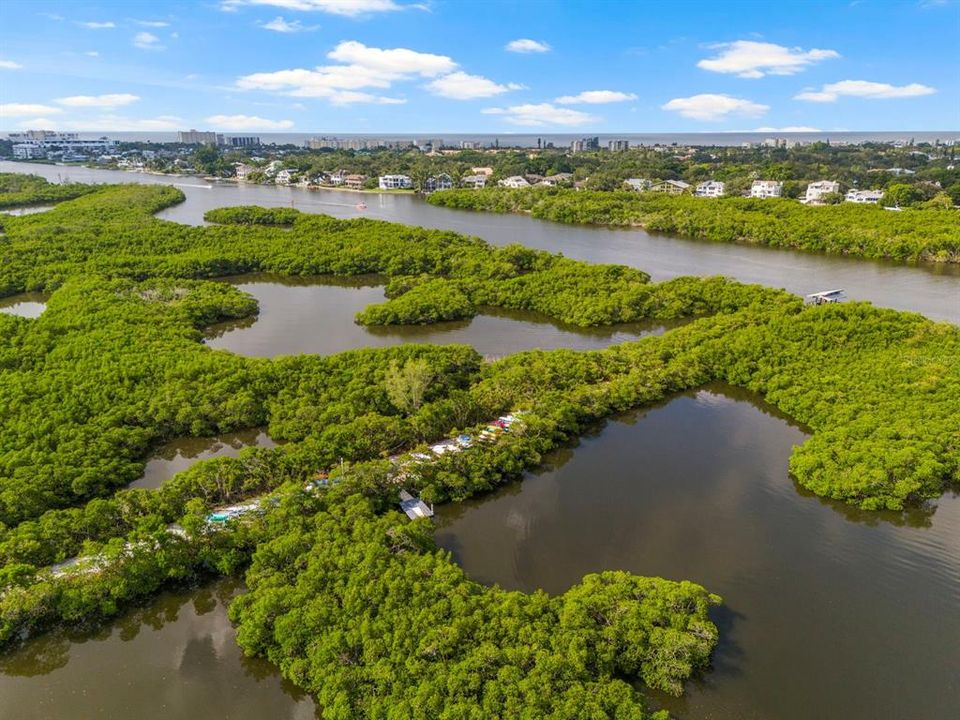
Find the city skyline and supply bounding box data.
[1,0,958,133]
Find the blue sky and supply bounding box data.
[1,0,958,133]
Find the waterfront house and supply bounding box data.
[275,169,294,185]
[803,180,841,205]
[234,163,254,182]
[650,180,691,194]
[623,178,652,192]
[460,174,487,189]
[424,174,453,192]
[379,174,413,190]
[263,160,283,178]
[499,175,530,188]
[538,173,573,187]
[845,189,884,204]
[695,180,726,197]
[345,174,367,190]
[329,170,348,186]
[750,180,783,199]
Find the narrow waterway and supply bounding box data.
[2,161,957,323]
[205,274,674,358]
[132,430,277,490]
[0,579,317,720]
[435,384,960,720]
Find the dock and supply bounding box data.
[399,490,434,520]
[805,289,846,305]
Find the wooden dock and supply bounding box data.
[399,490,434,520]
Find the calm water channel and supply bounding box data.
[131,430,278,490]
[0,579,317,720]
[1,161,957,323]
[2,162,959,718]
[205,274,673,358]
[436,385,960,720]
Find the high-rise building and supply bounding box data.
[177,129,222,145]
[570,136,599,153]
[608,139,630,152]
[228,136,260,147]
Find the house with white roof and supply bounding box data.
[750,180,783,199]
[379,174,413,190]
[695,181,725,197]
[845,189,885,204]
[499,175,530,188]
[803,180,841,205]
[623,178,652,192]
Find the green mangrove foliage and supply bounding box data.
[427,187,960,263]
[0,185,785,325]
[230,494,720,718]
[0,173,101,210]
[1,179,958,715]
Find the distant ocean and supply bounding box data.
[6,130,959,147]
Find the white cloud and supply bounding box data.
[55,93,140,108]
[0,60,23,70]
[220,0,405,15]
[237,41,455,104]
[206,114,295,130]
[427,72,522,100]
[661,93,769,121]
[327,41,454,76]
[698,40,839,78]
[135,20,171,27]
[555,90,637,104]
[85,51,100,57]
[18,115,183,131]
[133,32,164,50]
[261,16,319,32]
[506,38,551,53]
[1,103,64,118]
[79,21,116,29]
[795,80,936,102]
[753,126,821,132]
[482,103,598,127]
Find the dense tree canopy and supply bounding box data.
[428,187,960,263]
[0,177,957,718]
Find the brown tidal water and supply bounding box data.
[204,274,674,358]
[0,579,317,720]
[131,429,278,490]
[435,384,960,720]
[2,161,957,323]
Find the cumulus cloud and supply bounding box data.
[261,16,319,32]
[1,103,64,117]
[55,93,140,108]
[133,32,164,50]
[0,59,23,70]
[482,103,598,127]
[237,40,455,104]
[206,114,295,130]
[661,93,769,121]
[794,80,936,102]
[221,0,406,15]
[698,40,839,78]
[79,21,116,29]
[427,72,523,100]
[555,90,637,104]
[506,38,551,53]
